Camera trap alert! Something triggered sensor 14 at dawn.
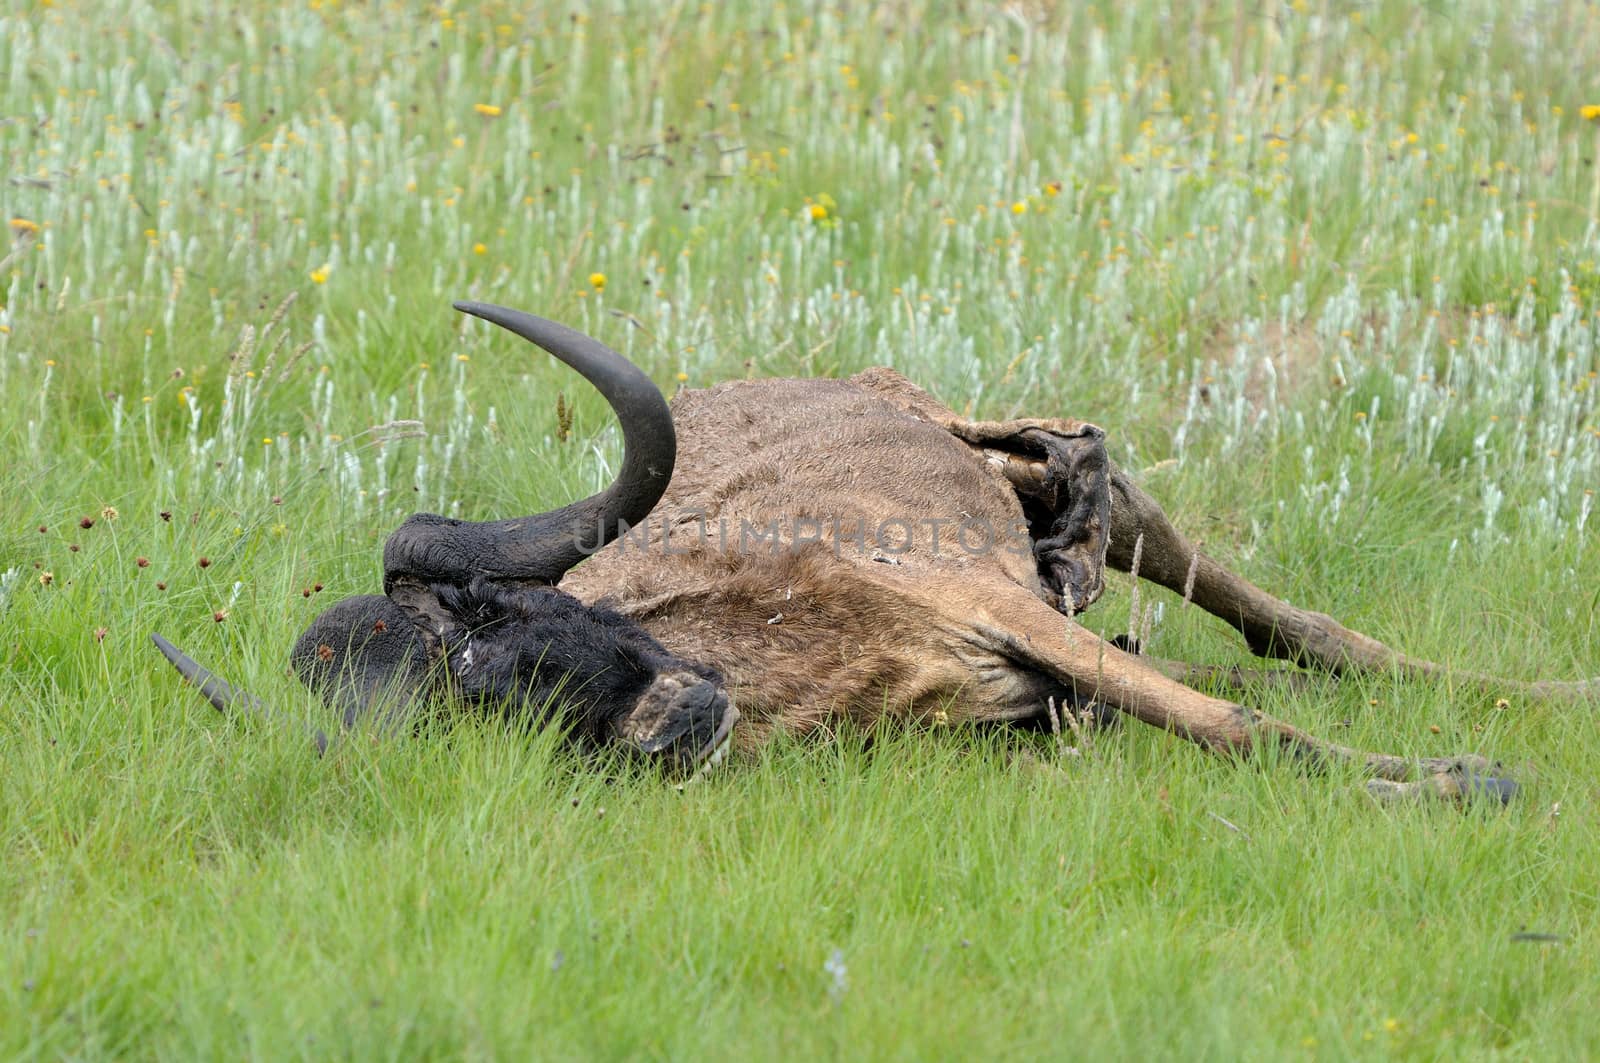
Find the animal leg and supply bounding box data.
[844,364,1590,702]
[968,586,1516,804]
[1100,468,1597,703]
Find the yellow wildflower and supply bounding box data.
[588,272,607,290]
[809,203,828,221]
[473,103,503,117]
[310,266,329,284]
[1582,104,1600,121]
[473,242,487,255]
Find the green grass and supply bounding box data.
[3,0,1599,1057]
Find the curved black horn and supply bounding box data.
[382,302,676,590]
[151,633,330,754]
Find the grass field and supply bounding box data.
[4,0,1600,1057]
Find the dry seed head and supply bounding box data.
[555,392,573,442]
[229,324,258,382]
[263,291,298,335]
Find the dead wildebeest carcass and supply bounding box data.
[154,301,1596,802]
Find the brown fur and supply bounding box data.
[560,374,1055,749]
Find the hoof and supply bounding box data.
[1365,758,1519,807]
[1460,770,1519,805]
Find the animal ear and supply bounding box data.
[385,578,460,658]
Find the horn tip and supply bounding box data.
[151,632,182,664]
